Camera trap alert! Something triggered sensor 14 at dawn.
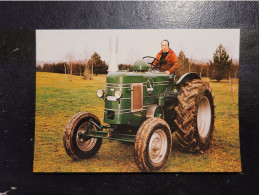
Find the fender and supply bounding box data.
[146,104,164,119]
[176,72,201,90]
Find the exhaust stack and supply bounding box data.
[108,36,119,72]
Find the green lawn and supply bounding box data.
[34,72,241,172]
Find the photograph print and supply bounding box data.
[34,29,241,172]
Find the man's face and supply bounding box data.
[161,41,169,52]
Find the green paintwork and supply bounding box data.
[92,68,201,142]
[103,71,174,127]
[133,59,149,71]
[158,96,165,106]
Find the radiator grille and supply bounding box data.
[131,83,143,112]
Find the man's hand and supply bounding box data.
[165,71,170,75]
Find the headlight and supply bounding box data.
[115,91,122,99]
[97,89,104,98]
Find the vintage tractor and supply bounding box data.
[63,56,215,172]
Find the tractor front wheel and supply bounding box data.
[134,117,172,172]
[63,112,102,160]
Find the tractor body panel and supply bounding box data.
[104,71,171,127]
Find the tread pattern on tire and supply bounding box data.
[63,112,102,160]
[134,117,172,172]
[174,79,215,153]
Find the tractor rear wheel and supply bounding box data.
[134,117,172,172]
[174,79,215,153]
[63,112,102,160]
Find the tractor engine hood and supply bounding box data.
[103,71,170,126]
[105,71,143,102]
[104,71,144,126]
[106,71,143,85]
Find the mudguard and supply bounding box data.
[146,104,164,119]
[176,72,201,90]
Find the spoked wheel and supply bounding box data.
[174,79,215,153]
[63,112,102,160]
[134,117,172,172]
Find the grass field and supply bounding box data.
[34,72,241,172]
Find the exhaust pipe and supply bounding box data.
[108,36,119,72]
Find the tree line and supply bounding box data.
[37,44,238,82]
[37,52,108,80]
[177,44,239,82]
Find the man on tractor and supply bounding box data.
[153,39,180,75]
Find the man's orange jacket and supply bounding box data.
[153,48,179,74]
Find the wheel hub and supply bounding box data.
[148,129,167,164]
[76,122,97,151]
[151,138,161,152]
[197,96,212,138]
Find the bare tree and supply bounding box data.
[200,64,203,78]
[91,60,93,80]
[232,62,238,92]
[66,53,74,81]
[228,66,232,91]
[84,62,91,80]
[178,51,190,75]
[83,52,93,80]
[189,57,192,72]
[206,63,209,82]
[64,63,68,80]
[233,62,238,92]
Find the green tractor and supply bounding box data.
[63,56,215,172]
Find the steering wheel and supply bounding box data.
[142,56,162,70]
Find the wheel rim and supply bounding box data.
[148,129,168,164]
[197,96,212,138]
[76,122,97,151]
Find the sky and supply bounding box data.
[36,29,240,65]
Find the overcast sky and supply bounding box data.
[36,29,240,64]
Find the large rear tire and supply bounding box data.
[174,79,215,153]
[63,112,102,160]
[134,117,172,172]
